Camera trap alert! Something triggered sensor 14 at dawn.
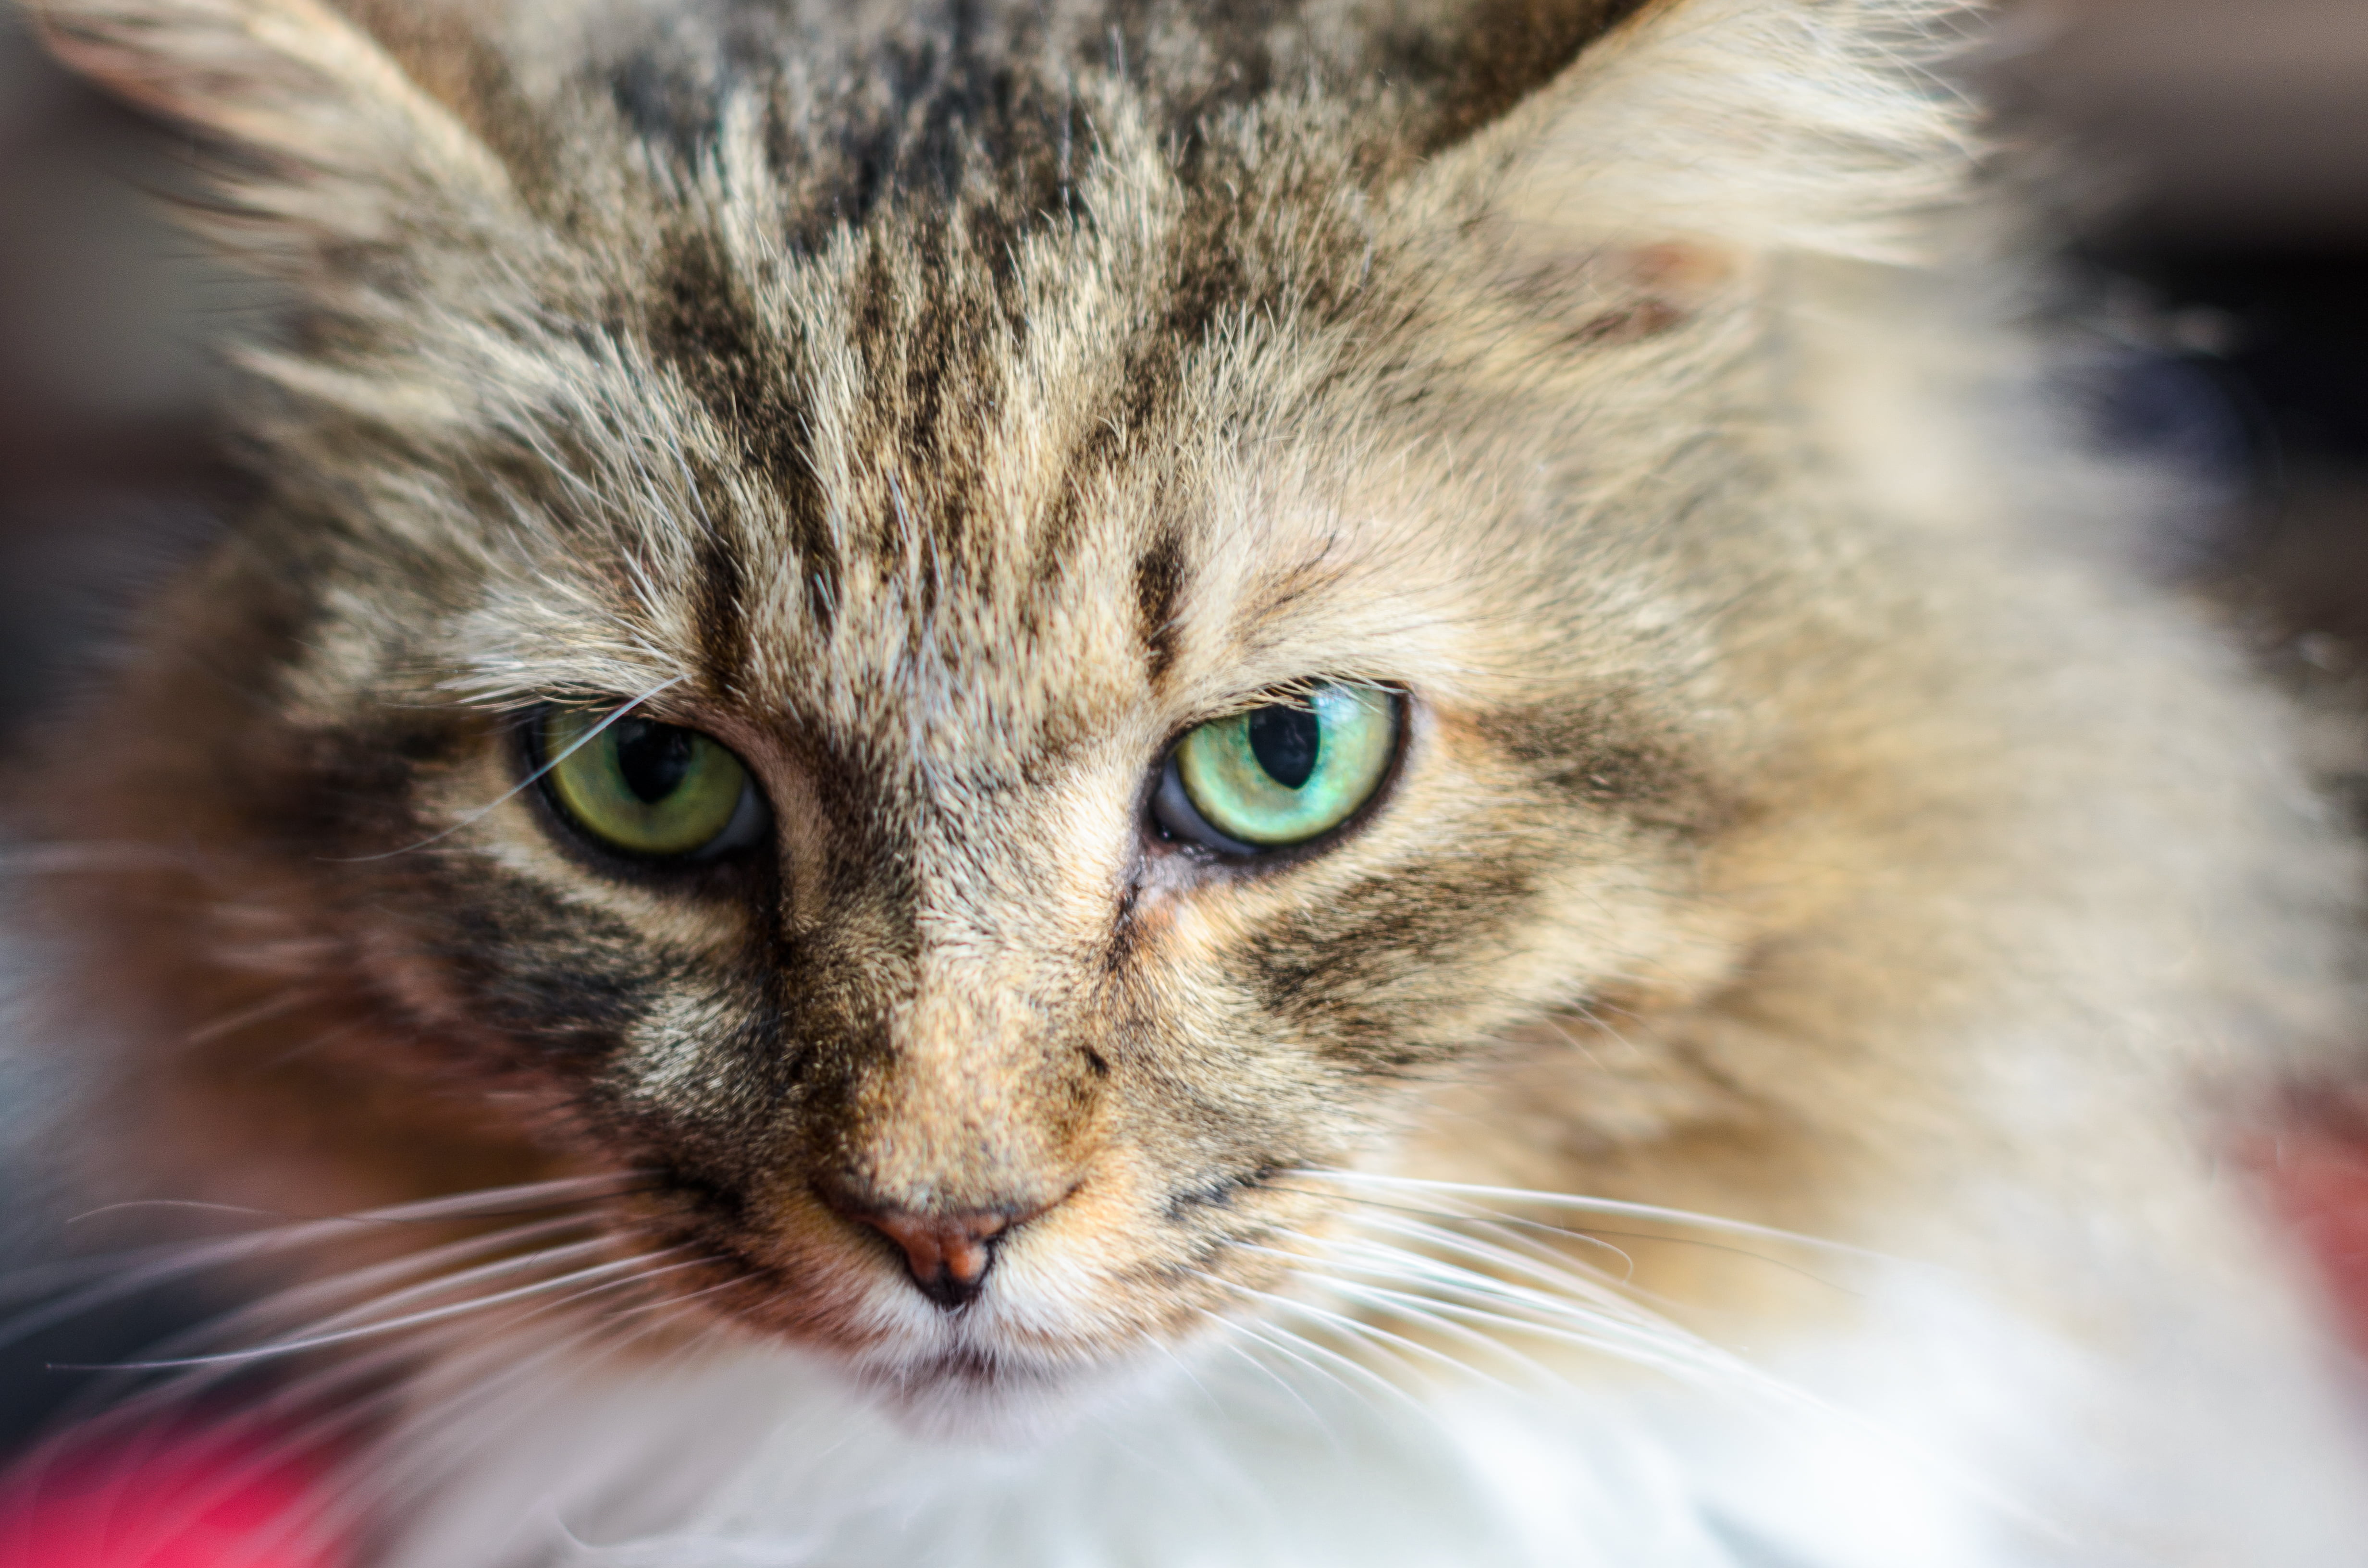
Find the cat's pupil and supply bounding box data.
[612,719,697,803]
[1248,705,1321,790]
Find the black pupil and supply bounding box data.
[1248,704,1321,790]
[611,719,699,803]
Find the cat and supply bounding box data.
[7,0,2368,1562]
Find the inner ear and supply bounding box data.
[1487,239,1736,347]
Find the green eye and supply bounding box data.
[1163,684,1397,850]
[538,709,760,858]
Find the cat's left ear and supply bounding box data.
[27,0,527,277]
[1418,0,1980,326]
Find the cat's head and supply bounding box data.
[27,0,1973,1418]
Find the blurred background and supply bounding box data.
[1,0,2367,1485]
[2001,0,2368,698]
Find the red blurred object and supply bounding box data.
[2256,1087,2368,1356]
[0,1425,339,1568]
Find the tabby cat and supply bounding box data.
[8,0,2368,1562]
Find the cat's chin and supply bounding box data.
[844,1339,1177,1444]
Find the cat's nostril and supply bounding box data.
[827,1195,1057,1310]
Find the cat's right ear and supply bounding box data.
[25,0,523,276]
[1409,0,1980,340]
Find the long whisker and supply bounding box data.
[1263,1184,1641,1280]
[1192,1306,1403,1421]
[84,1246,679,1371]
[2,1175,638,1348]
[1296,1223,2062,1532]
[1309,1236,1765,1383]
[1280,1170,1883,1313]
[1320,1229,1658,1330]
[17,1221,612,1460]
[1329,1211,1646,1313]
[1237,1175,2066,1531]
[1241,1241,1627,1387]
[182,987,327,1049]
[1288,1272,1572,1386]
[1190,1268,1497,1400]
[1290,1168,1891,1262]
[64,1171,643,1232]
[32,1234,719,1525]
[1179,1321,1336,1433]
[92,1221,616,1377]
[1305,1261,1766,1398]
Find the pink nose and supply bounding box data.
[835,1200,1053,1309]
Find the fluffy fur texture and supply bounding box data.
[7,0,2368,1561]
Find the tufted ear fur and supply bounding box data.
[1419,0,1980,334]
[26,0,545,341]
[32,0,517,236]
[25,0,631,479]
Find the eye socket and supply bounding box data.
[536,709,767,860]
[1155,684,1398,853]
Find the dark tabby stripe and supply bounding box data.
[1134,531,1187,687]
[647,228,842,627]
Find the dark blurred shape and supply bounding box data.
[2132,253,2368,647]
[0,15,246,747]
[2001,0,2368,504]
[2002,0,2368,839]
[2014,0,2368,246]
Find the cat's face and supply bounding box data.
[34,0,1791,1419]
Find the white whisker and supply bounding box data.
[1194,1325,1337,1434]
[135,1221,616,1369]
[1309,1237,1767,1387]
[1193,1306,1402,1421]
[1330,1212,1644,1313]
[78,1244,680,1371]
[1314,1267,1753,1396]
[182,986,327,1048]
[1319,1234,1656,1330]
[1282,1270,1570,1386]
[66,1171,640,1232]
[3,1178,632,1351]
[1290,1168,1888,1263]
[1191,1268,1500,1398]
[1268,1182,1643,1281]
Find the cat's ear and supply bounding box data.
[27,0,524,273]
[1421,0,1977,327]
